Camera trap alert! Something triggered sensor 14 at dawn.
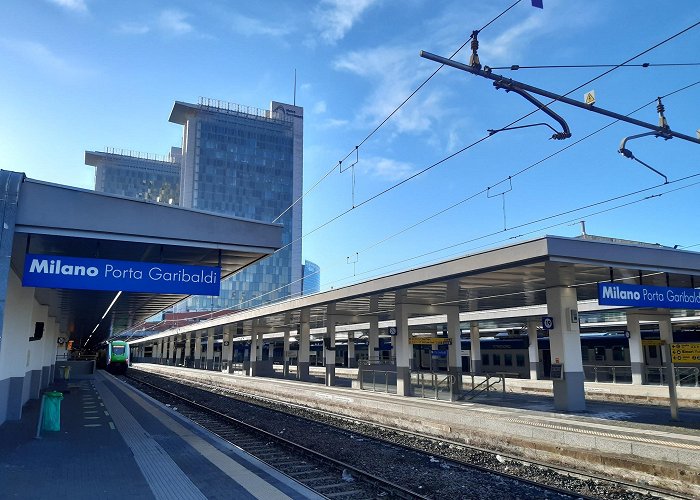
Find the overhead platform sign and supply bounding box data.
[598,282,700,309]
[22,254,221,295]
[409,337,452,345]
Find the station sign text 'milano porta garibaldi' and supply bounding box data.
[22,254,221,295]
[598,282,700,310]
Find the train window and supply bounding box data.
[516,354,525,367]
[483,354,490,366]
[648,346,658,359]
[594,346,606,361]
[493,354,501,366]
[612,346,625,362]
[504,353,513,366]
[581,348,590,362]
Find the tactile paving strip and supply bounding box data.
[96,379,207,500]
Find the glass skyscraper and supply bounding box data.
[169,98,304,311]
[86,147,181,205]
[302,260,321,295]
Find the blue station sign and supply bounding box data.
[22,254,221,296]
[598,282,700,309]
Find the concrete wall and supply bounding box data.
[0,272,59,426]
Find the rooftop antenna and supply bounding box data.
[580,220,587,237]
[293,69,297,106]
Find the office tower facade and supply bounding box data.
[302,260,320,295]
[86,147,181,205]
[169,98,304,310]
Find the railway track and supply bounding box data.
[120,370,677,500]
[123,373,417,499]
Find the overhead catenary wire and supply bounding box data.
[272,0,524,223]
[323,173,700,292]
[121,19,700,336]
[269,21,700,264]
[488,62,700,71]
[122,168,700,338]
[355,79,700,255]
[155,164,700,329]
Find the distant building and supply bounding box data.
[302,260,320,295]
[169,98,304,310]
[87,98,311,312]
[86,147,181,204]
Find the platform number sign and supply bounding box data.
[542,316,554,330]
[388,326,398,336]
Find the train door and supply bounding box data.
[200,343,207,368]
[213,341,222,369]
[462,346,471,373]
[541,349,552,378]
[178,344,185,366]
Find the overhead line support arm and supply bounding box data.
[419,50,700,145]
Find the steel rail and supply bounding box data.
[140,370,694,500]
[124,374,425,500]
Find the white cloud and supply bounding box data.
[157,9,193,36]
[361,156,416,181]
[116,22,150,35]
[312,0,379,44]
[479,14,546,63]
[47,0,88,14]
[321,118,350,129]
[312,101,327,114]
[0,38,94,81]
[231,14,292,37]
[478,1,597,64]
[334,45,446,134]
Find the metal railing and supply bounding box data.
[104,146,178,164]
[461,373,505,400]
[583,364,632,383]
[198,97,279,121]
[646,366,699,387]
[359,368,397,393]
[219,361,245,374]
[412,371,456,400]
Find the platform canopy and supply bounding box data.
[131,234,700,342]
[0,171,283,346]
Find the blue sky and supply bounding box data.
[1,0,699,297]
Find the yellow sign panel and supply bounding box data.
[671,343,700,363]
[642,339,666,346]
[409,337,452,345]
[584,90,596,105]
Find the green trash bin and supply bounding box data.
[42,391,64,432]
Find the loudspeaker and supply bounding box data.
[29,322,44,341]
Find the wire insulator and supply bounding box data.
[656,97,665,115]
[656,97,669,129]
[469,30,481,69]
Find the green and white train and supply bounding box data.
[106,340,130,374]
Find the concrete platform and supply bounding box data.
[0,370,322,500]
[134,363,700,495]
